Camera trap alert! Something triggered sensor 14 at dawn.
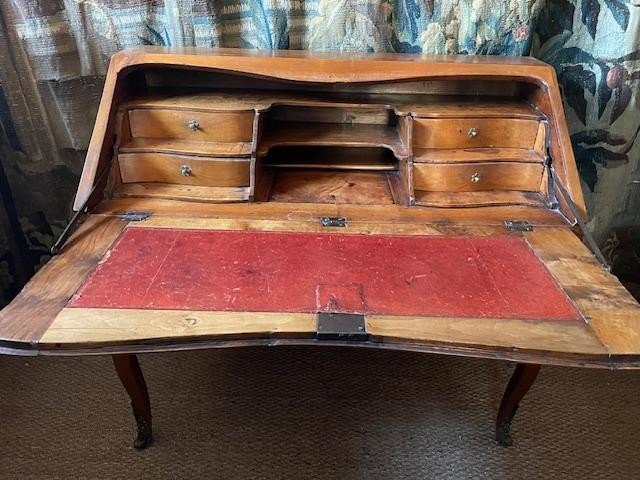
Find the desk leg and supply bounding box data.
[113,354,153,449]
[495,363,540,447]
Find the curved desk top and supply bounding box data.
[0,200,636,369]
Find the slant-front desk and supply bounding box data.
[2,48,639,450]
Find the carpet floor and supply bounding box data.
[0,347,639,479]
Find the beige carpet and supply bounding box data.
[0,347,639,479]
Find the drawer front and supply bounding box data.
[128,109,254,142]
[413,162,544,192]
[413,118,540,149]
[119,153,251,187]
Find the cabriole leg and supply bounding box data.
[495,363,541,447]
[112,354,153,449]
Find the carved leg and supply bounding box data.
[495,363,541,447]
[113,354,153,449]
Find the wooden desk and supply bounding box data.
[1,48,638,450]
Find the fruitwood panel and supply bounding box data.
[41,310,316,345]
[366,316,604,355]
[413,118,540,149]
[124,91,541,119]
[268,170,395,205]
[92,198,571,226]
[41,309,601,356]
[0,216,125,344]
[119,153,251,187]
[414,190,546,208]
[266,105,393,125]
[119,138,252,157]
[137,216,504,236]
[258,122,405,157]
[403,96,542,118]
[128,109,254,142]
[413,162,544,192]
[525,229,640,355]
[413,148,544,164]
[115,183,251,202]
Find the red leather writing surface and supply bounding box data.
[69,228,580,321]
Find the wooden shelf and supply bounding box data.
[115,183,250,202]
[258,122,405,156]
[119,138,252,157]
[414,148,545,164]
[266,161,395,171]
[127,89,543,119]
[414,190,547,208]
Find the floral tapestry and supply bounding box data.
[0,0,638,304]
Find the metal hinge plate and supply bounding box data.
[320,216,347,227]
[317,313,368,341]
[504,220,533,232]
[121,211,151,222]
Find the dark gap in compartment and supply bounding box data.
[263,146,398,171]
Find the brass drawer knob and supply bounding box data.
[187,120,200,131]
[468,127,479,138]
[180,165,192,177]
[470,172,481,183]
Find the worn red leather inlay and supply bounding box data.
[69,228,580,321]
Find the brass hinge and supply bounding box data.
[320,216,347,227]
[120,211,151,222]
[504,220,533,232]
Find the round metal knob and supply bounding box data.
[180,165,192,177]
[470,172,481,183]
[468,127,479,138]
[187,120,200,131]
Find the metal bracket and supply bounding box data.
[320,216,347,227]
[544,133,560,209]
[50,163,113,256]
[504,220,533,232]
[549,166,610,271]
[317,313,368,341]
[121,211,151,222]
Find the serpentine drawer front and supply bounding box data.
[128,108,254,142]
[412,118,541,149]
[118,153,251,187]
[1,48,639,451]
[413,162,545,192]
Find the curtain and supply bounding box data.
[0,0,638,304]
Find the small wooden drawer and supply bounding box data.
[127,109,254,142]
[119,153,251,187]
[413,118,540,149]
[413,162,544,192]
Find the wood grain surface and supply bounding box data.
[128,109,254,142]
[6,49,634,367]
[119,138,252,157]
[0,202,636,367]
[119,153,251,187]
[73,48,585,220]
[412,118,540,149]
[413,162,544,192]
